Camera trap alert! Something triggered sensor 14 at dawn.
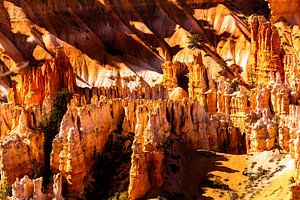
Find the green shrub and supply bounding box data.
[250,161,257,168]
[162,136,171,148]
[31,158,43,179]
[0,178,12,200]
[230,192,239,200]
[211,178,229,190]
[230,79,239,92]
[39,88,70,185]
[40,88,70,134]
[289,176,296,185]
[188,34,204,49]
[249,176,255,182]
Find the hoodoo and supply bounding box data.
[0,0,299,199]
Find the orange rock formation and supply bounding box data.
[0,0,299,199]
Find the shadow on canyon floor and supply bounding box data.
[143,134,243,200]
[78,131,134,200]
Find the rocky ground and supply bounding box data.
[201,150,295,200]
[0,0,299,199]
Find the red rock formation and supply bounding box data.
[290,182,300,200]
[0,105,44,183]
[249,110,277,152]
[51,94,246,197]
[51,103,113,196]
[268,0,300,25]
[0,0,300,199]
[248,15,283,84]
[10,173,64,200]
[161,61,179,90]
[75,84,169,102]
[276,23,300,92]
[188,53,208,107]
[8,47,75,107]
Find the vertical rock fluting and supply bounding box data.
[50,103,113,197]
[128,98,247,199]
[161,61,179,90]
[128,103,168,200]
[2,51,298,199]
[0,47,77,191]
[51,95,246,198]
[74,84,169,102]
[248,15,283,84]
[277,23,300,93]
[10,173,64,200]
[8,47,75,107]
[245,82,292,153]
[249,110,276,152]
[188,53,208,107]
[0,105,44,183]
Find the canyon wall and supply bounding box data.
[0,0,299,199]
[268,0,300,25]
[1,23,298,198]
[51,97,246,198]
[0,103,44,183]
[10,173,64,200]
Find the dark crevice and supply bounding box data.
[39,88,71,187]
[177,72,189,92]
[224,0,270,19]
[79,131,133,199]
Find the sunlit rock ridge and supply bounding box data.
[0,0,299,199]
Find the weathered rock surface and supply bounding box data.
[247,15,283,84]
[8,48,75,107]
[51,96,246,198]
[268,0,300,25]
[10,173,64,200]
[0,0,299,199]
[0,104,44,183]
[50,103,113,196]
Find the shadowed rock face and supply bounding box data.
[268,0,300,25]
[0,0,300,200]
[0,0,271,95]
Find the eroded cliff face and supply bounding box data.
[51,96,246,198]
[10,173,64,200]
[51,103,113,196]
[7,47,75,107]
[268,0,300,25]
[0,0,299,199]
[0,103,44,183]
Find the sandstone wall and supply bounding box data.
[51,96,246,198]
[268,0,300,25]
[51,102,113,196]
[248,15,283,84]
[0,104,44,183]
[8,48,75,107]
[10,173,64,200]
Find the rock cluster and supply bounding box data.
[268,0,300,25]
[51,97,246,198]
[247,15,283,84]
[10,173,64,200]
[0,0,299,199]
[0,104,44,183]
[8,47,75,107]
